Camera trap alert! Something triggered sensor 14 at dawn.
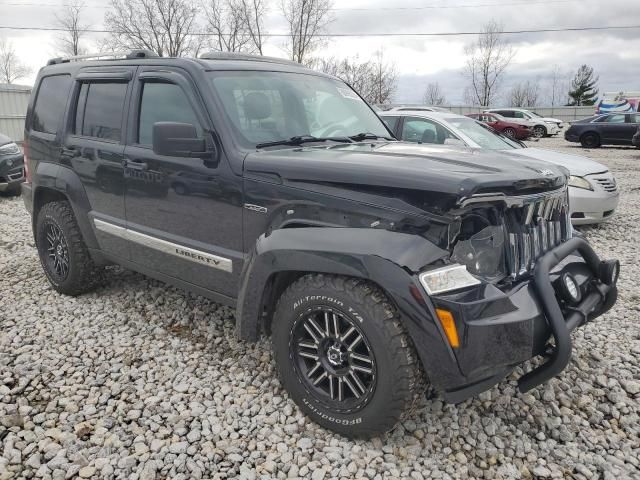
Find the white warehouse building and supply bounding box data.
[0,84,31,143]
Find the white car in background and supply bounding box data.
[380,110,619,225]
[484,108,564,138]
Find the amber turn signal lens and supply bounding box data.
[435,308,460,348]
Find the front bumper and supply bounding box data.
[569,184,619,225]
[424,238,618,403]
[564,130,580,143]
[546,124,560,135]
[0,154,25,192]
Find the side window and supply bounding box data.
[75,82,127,141]
[632,113,640,124]
[138,82,203,146]
[401,117,460,144]
[604,114,626,124]
[32,75,72,134]
[512,111,525,119]
[497,110,512,118]
[401,118,438,143]
[381,116,399,133]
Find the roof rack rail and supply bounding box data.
[46,49,158,66]
[198,51,303,67]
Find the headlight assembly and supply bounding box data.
[0,142,20,155]
[568,175,593,191]
[419,264,481,295]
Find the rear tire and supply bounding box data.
[271,274,425,438]
[580,132,601,148]
[35,201,102,295]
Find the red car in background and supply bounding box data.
[466,112,533,140]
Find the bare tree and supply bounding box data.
[103,0,198,57]
[0,38,31,84]
[509,79,540,107]
[464,20,515,107]
[280,0,333,64]
[54,1,89,56]
[204,0,252,52]
[240,0,267,55]
[315,56,375,101]
[546,64,568,107]
[368,50,397,105]
[423,82,446,106]
[203,0,267,54]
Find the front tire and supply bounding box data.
[272,274,425,438]
[35,201,102,295]
[580,132,601,148]
[533,125,547,138]
[503,127,516,139]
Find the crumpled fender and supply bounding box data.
[236,227,465,388]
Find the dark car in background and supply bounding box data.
[0,132,25,195]
[466,112,533,140]
[565,113,640,148]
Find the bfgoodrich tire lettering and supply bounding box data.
[271,274,426,438]
[35,201,102,296]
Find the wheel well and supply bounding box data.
[581,131,600,139]
[33,187,68,222]
[259,271,397,337]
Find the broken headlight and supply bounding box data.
[451,223,507,281]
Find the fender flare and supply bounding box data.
[33,162,100,251]
[236,227,464,388]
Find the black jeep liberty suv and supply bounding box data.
[22,51,619,438]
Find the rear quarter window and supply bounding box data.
[31,75,72,134]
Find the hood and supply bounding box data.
[506,147,607,177]
[245,142,567,214]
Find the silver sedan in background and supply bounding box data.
[380,111,619,225]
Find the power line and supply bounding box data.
[0,0,583,9]
[0,24,638,37]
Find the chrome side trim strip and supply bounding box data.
[93,218,233,273]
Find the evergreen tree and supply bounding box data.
[567,65,598,106]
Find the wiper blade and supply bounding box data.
[349,132,394,141]
[256,135,352,149]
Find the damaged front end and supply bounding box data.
[414,186,619,402]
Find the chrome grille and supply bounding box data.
[593,176,617,193]
[505,189,570,279]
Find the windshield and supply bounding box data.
[528,111,543,118]
[447,117,523,150]
[207,71,390,148]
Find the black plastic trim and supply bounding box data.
[517,237,617,393]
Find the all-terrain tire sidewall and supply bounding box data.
[272,275,420,438]
[35,201,99,295]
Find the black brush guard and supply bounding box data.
[517,236,619,393]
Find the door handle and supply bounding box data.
[123,158,148,171]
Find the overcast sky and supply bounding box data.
[1,0,639,105]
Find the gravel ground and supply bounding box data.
[1,136,639,480]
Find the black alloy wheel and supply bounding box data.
[35,201,102,295]
[580,132,601,148]
[43,221,70,281]
[291,306,376,411]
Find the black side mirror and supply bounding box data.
[152,122,208,158]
